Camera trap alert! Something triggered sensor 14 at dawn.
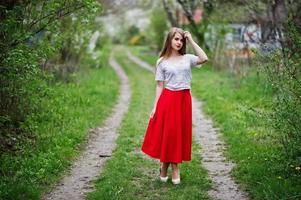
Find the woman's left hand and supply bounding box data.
[183,31,193,42]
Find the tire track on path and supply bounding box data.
[127,50,249,200]
[42,56,131,200]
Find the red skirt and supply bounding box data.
[141,88,192,163]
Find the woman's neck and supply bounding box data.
[169,50,181,57]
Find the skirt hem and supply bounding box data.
[141,148,191,163]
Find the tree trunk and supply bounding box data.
[162,0,178,27]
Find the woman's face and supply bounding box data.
[171,32,184,51]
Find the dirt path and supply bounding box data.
[126,51,155,73]
[192,99,249,200]
[42,57,131,200]
[127,51,249,200]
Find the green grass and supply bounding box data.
[130,45,301,200]
[128,45,159,66]
[0,64,119,200]
[192,67,301,200]
[86,47,212,200]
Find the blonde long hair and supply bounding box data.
[159,27,186,59]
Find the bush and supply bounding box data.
[146,8,168,52]
[258,17,301,171]
[0,0,100,153]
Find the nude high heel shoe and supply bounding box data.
[172,176,180,184]
[172,168,180,185]
[159,166,168,182]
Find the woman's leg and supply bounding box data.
[171,163,180,180]
[160,162,170,177]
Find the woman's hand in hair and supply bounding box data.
[184,31,208,64]
[183,31,193,43]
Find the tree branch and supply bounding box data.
[10,4,85,48]
[28,2,82,30]
[176,0,197,29]
[162,0,178,27]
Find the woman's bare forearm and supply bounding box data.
[153,82,164,108]
[190,39,208,63]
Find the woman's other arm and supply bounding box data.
[150,81,164,118]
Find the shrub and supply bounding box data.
[258,17,301,171]
[0,0,100,153]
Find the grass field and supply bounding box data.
[0,62,119,200]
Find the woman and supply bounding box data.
[141,27,208,185]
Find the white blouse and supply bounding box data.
[155,54,202,91]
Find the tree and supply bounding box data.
[149,8,169,52]
[0,0,100,151]
[162,0,179,27]
[161,0,212,51]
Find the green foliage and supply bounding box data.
[258,17,301,168]
[84,32,112,70]
[192,66,301,199]
[128,25,140,38]
[122,25,145,46]
[0,48,119,199]
[146,8,168,52]
[0,0,101,152]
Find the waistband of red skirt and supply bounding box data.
[164,87,190,93]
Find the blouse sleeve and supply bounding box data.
[155,59,165,81]
[186,54,202,68]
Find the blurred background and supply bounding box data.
[1,1,300,199]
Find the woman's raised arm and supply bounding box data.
[184,31,208,65]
